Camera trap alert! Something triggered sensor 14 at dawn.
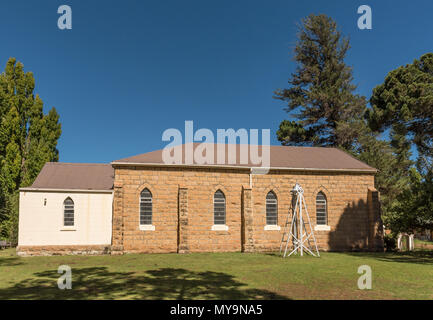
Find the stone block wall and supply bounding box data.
[250,171,378,251]
[111,165,384,254]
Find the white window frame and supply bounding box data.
[265,191,278,229]
[315,191,330,231]
[139,188,155,231]
[212,190,228,230]
[61,197,76,231]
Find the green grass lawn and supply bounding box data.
[0,248,432,300]
[415,238,433,246]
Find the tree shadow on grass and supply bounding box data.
[0,256,23,267]
[341,250,433,265]
[0,267,288,300]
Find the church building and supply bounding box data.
[17,144,384,256]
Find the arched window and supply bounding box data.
[316,192,327,225]
[140,188,152,225]
[266,191,278,225]
[63,198,74,226]
[213,190,226,225]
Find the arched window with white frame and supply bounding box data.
[316,192,327,225]
[266,191,278,225]
[63,197,74,227]
[213,190,226,225]
[140,188,153,225]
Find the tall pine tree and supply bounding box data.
[274,14,410,224]
[368,53,433,174]
[368,53,433,232]
[274,14,366,151]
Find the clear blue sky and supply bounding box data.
[0,0,431,163]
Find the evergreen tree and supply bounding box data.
[0,58,61,243]
[274,14,366,151]
[274,14,410,224]
[386,168,433,234]
[368,53,433,173]
[367,53,433,233]
[355,129,411,221]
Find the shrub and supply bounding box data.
[384,234,397,251]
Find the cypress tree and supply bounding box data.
[0,58,61,243]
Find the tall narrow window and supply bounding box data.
[63,198,74,226]
[213,190,226,225]
[316,192,327,225]
[266,191,278,225]
[140,188,152,225]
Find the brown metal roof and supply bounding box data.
[112,143,376,172]
[30,163,114,190]
[27,145,374,191]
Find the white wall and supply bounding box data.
[18,190,113,246]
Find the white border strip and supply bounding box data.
[111,162,377,173]
[20,188,113,194]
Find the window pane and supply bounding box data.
[140,189,152,224]
[266,191,278,225]
[140,188,152,225]
[316,192,327,225]
[214,190,226,225]
[63,198,74,227]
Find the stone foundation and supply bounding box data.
[16,245,111,256]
